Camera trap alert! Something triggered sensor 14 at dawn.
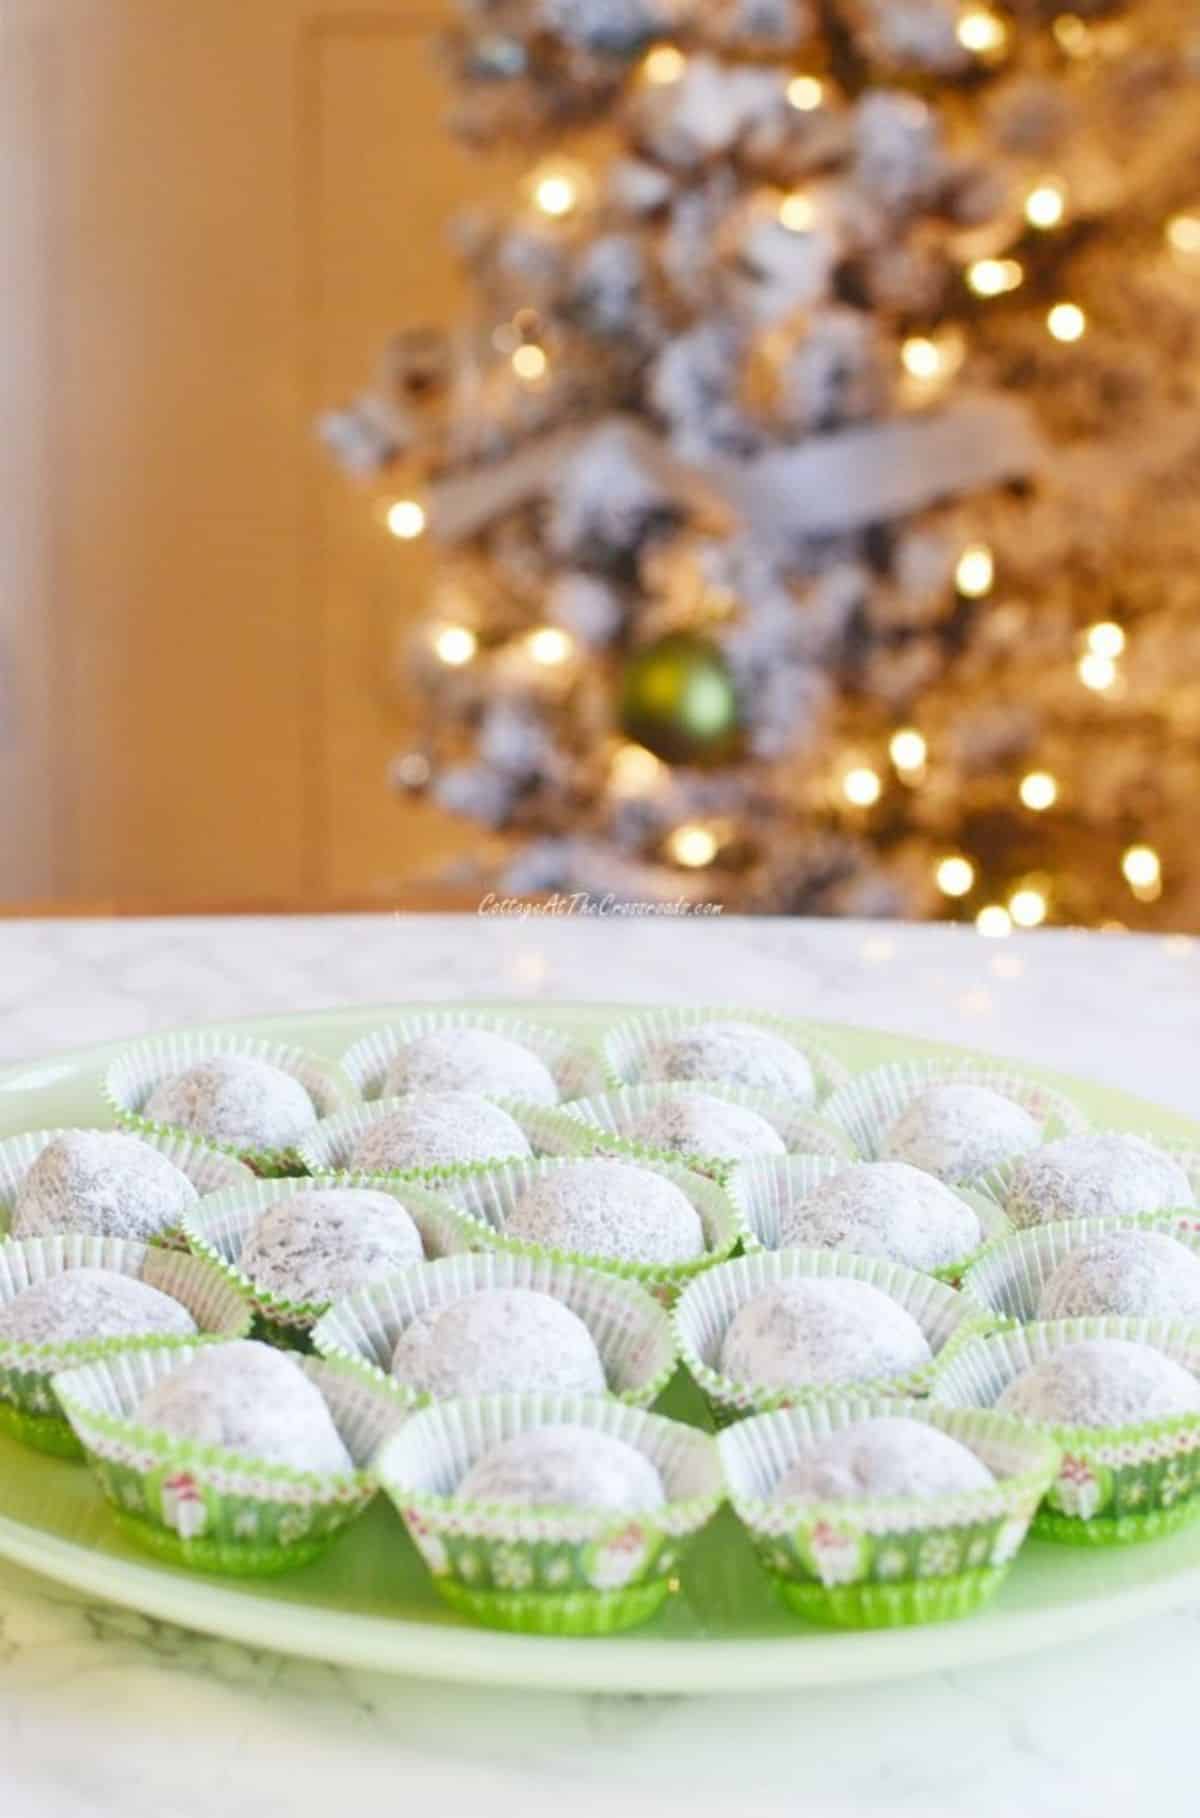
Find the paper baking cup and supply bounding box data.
[673,1248,992,1426]
[340,1012,604,1105]
[182,1175,472,1340]
[601,1008,849,1107]
[439,1154,740,1300]
[930,1317,1200,1545]
[55,1344,400,1574]
[720,1396,1059,1628]
[103,1033,359,1177]
[374,1391,723,1635]
[0,1125,255,1241]
[0,1237,251,1459]
[728,1156,1011,1286]
[295,1096,594,1188]
[959,1212,1200,1327]
[821,1060,1089,1180]
[311,1251,678,1410]
[976,1132,1200,1227]
[554,1084,852,1182]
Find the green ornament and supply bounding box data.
[618,633,741,766]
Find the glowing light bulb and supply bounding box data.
[976,904,1012,938]
[956,7,1008,55]
[526,626,573,666]
[642,43,686,84]
[433,625,477,667]
[1078,650,1117,691]
[842,766,882,807]
[901,337,941,380]
[610,742,664,796]
[889,728,927,772]
[511,343,548,382]
[967,258,1023,297]
[1047,302,1086,343]
[386,499,426,541]
[1010,888,1047,929]
[1087,621,1125,658]
[936,856,976,898]
[778,191,815,233]
[1020,771,1058,811]
[786,75,824,110]
[669,824,719,868]
[956,545,995,598]
[532,164,582,218]
[1122,845,1161,889]
[1167,214,1200,256]
[1025,181,1067,229]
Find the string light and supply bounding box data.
[1020,771,1058,811]
[956,544,995,598]
[936,856,975,898]
[610,742,663,796]
[1025,181,1067,229]
[1086,621,1125,659]
[1167,214,1200,256]
[432,625,477,667]
[1047,302,1086,343]
[641,44,686,84]
[526,627,573,666]
[1078,650,1117,691]
[531,163,585,218]
[786,75,824,110]
[956,7,1009,57]
[976,905,1013,938]
[1122,845,1161,891]
[778,191,816,233]
[901,338,942,380]
[386,499,426,541]
[1053,13,1093,56]
[511,343,548,382]
[842,766,882,806]
[1010,888,1048,928]
[967,258,1023,297]
[889,728,927,773]
[669,824,719,868]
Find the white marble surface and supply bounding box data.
[0,912,1198,1818]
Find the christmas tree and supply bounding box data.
[323,0,1200,928]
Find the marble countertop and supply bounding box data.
[0,911,1197,1818]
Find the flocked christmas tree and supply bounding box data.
[323,0,1200,927]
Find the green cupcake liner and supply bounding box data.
[54,1343,401,1574]
[438,1153,741,1302]
[975,1133,1200,1227]
[0,1235,253,1457]
[0,1125,255,1241]
[718,1396,1058,1629]
[553,1084,852,1184]
[181,1175,473,1338]
[374,1390,723,1635]
[601,1007,849,1107]
[930,1316,1200,1545]
[821,1060,1089,1182]
[295,1096,595,1189]
[727,1156,1011,1287]
[673,1248,994,1426]
[102,1032,360,1178]
[310,1250,678,1409]
[959,1211,1200,1328]
[340,1012,605,1105]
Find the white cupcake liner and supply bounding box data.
[555,1084,852,1181]
[673,1248,992,1425]
[976,1133,1200,1227]
[438,1153,740,1299]
[182,1176,472,1335]
[339,1012,605,1105]
[601,1007,849,1107]
[727,1156,1012,1285]
[310,1251,678,1410]
[103,1033,359,1176]
[0,1125,254,1238]
[821,1060,1090,1180]
[960,1212,1200,1327]
[295,1096,595,1187]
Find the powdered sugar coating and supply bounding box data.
[776,1161,982,1272]
[382,1029,559,1107]
[456,1423,665,1512]
[1006,1134,1195,1228]
[390,1288,606,1398]
[134,1339,352,1472]
[1037,1230,1200,1321]
[719,1278,933,1391]
[237,1188,424,1304]
[995,1337,1200,1428]
[144,1056,316,1150]
[642,1021,815,1098]
[772,1415,994,1505]
[883,1084,1041,1181]
[0,1267,197,1347]
[624,1093,786,1162]
[12,1131,200,1242]
[506,1160,705,1265]
[349,1092,532,1174]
